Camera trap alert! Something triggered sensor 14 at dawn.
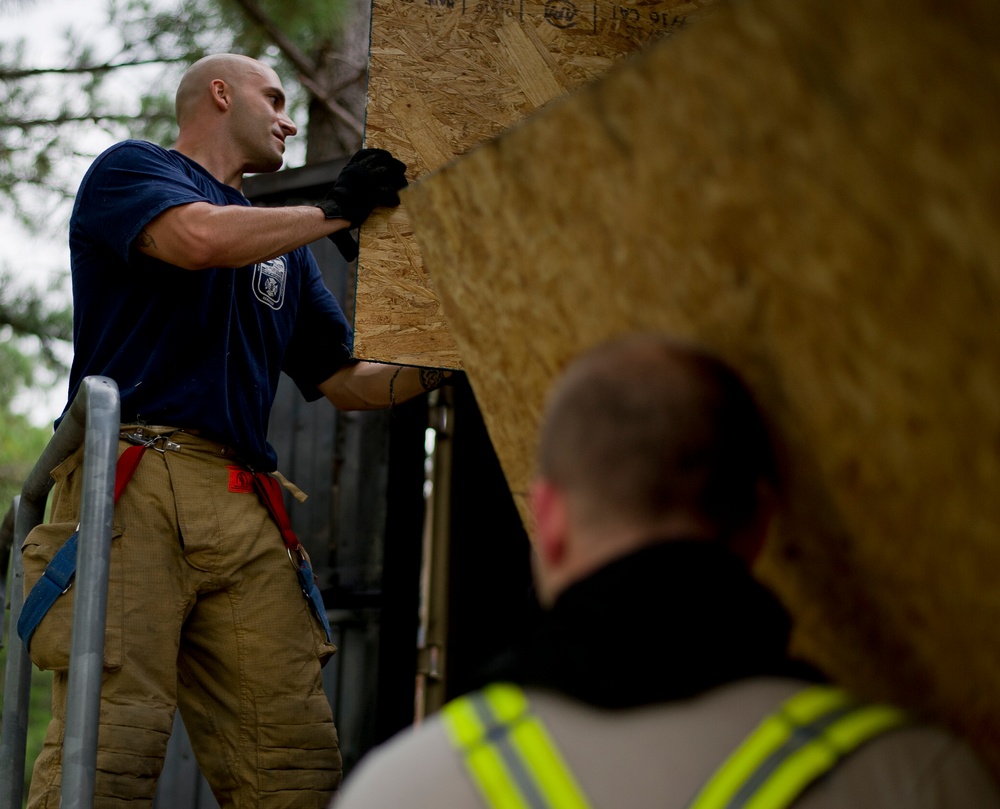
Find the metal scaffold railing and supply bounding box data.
[0,376,120,809]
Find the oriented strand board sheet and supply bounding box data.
[406,0,1000,775]
[355,0,720,366]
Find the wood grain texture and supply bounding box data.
[406,0,1000,774]
[355,0,720,366]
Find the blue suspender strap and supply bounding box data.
[296,554,334,643]
[16,530,80,647]
[16,443,149,650]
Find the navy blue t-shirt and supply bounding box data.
[63,140,354,471]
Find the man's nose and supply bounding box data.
[280,114,298,137]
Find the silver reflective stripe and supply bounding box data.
[467,691,551,809]
[722,703,858,809]
[685,686,911,809]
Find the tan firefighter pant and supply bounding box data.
[23,429,342,808]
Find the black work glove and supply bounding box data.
[317,148,408,262]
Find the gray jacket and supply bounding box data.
[333,678,1000,809]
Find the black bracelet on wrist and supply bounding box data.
[389,367,403,408]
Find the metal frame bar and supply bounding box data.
[0,376,120,809]
[1,498,31,809]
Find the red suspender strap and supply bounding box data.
[114,444,148,502]
[118,450,299,556]
[251,471,334,642]
[120,448,301,554]
[251,472,302,552]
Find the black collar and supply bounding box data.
[475,540,822,709]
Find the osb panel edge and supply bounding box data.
[354,0,721,366]
[409,0,1000,775]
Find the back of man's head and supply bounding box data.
[536,334,781,553]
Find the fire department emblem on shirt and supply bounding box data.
[252,257,287,310]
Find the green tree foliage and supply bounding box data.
[0,274,63,804]
[0,274,71,507]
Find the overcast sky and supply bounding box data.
[5,0,109,279]
[4,0,121,424]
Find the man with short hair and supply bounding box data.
[333,334,1000,809]
[23,53,443,808]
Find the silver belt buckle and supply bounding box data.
[121,428,181,453]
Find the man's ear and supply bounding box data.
[529,478,570,568]
[210,79,230,112]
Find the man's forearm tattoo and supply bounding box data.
[419,368,446,391]
[137,229,157,251]
[389,367,402,408]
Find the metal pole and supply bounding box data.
[0,376,119,809]
[0,498,33,809]
[1,501,14,647]
[60,377,120,809]
[414,387,454,721]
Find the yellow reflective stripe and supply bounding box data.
[442,693,534,809]
[443,695,488,747]
[822,703,910,753]
[442,684,594,809]
[446,683,908,809]
[689,686,853,809]
[688,686,909,809]
[778,686,856,725]
[493,696,593,809]
[464,743,536,809]
[743,702,909,809]
[483,683,531,723]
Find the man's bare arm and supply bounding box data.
[319,361,450,411]
[137,201,350,270]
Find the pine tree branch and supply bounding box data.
[0,56,192,81]
[0,300,73,344]
[0,112,174,129]
[226,0,364,138]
